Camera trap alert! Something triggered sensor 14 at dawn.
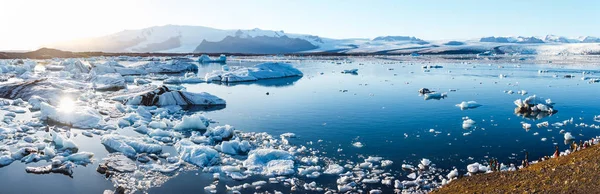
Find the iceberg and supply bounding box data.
[91,73,126,91]
[424,92,447,100]
[0,155,14,166]
[204,62,303,83]
[40,102,104,129]
[101,134,162,157]
[198,54,227,63]
[462,117,476,130]
[456,101,482,110]
[341,69,358,74]
[243,149,295,176]
[119,85,226,107]
[175,139,220,167]
[204,125,235,141]
[135,60,198,74]
[0,78,83,105]
[25,160,75,176]
[90,61,147,76]
[49,131,78,151]
[174,113,210,130]
[564,132,575,140]
[216,139,251,155]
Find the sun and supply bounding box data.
[58,97,76,113]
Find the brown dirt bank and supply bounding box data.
[435,144,600,193]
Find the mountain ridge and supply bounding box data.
[45,25,600,55]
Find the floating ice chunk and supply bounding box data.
[362,178,380,184]
[216,139,251,155]
[0,155,14,166]
[541,138,547,141]
[424,92,447,100]
[420,158,431,166]
[40,102,103,129]
[280,133,296,138]
[66,152,94,165]
[25,160,75,176]
[467,163,480,173]
[91,61,147,75]
[175,139,220,167]
[101,153,137,172]
[205,125,235,141]
[205,62,303,83]
[517,90,528,95]
[418,88,433,94]
[447,169,458,179]
[50,131,78,151]
[514,95,556,114]
[522,123,532,130]
[352,142,364,148]
[163,76,204,84]
[174,113,209,130]
[27,95,47,111]
[462,117,476,130]
[323,164,344,174]
[101,134,162,157]
[91,73,126,91]
[299,166,322,178]
[243,149,294,176]
[341,69,358,74]
[407,172,417,179]
[121,85,226,106]
[564,132,575,140]
[456,101,482,110]
[134,78,151,85]
[381,160,393,167]
[198,54,226,64]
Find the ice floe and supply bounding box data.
[456,101,482,110]
[205,62,303,83]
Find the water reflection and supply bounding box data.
[514,107,556,120]
[181,104,226,112]
[212,76,302,88]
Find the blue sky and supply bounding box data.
[1,0,599,50]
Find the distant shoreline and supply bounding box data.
[2,48,600,66]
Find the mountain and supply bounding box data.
[371,36,428,44]
[47,25,329,54]
[194,35,318,54]
[46,25,600,55]
[480,36,544,44]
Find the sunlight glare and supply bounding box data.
[58,97,76,113]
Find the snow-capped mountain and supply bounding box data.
[47,25,600,55]
[47,25,332,54]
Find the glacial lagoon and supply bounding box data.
[0,56,599,193]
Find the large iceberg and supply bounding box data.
[101,134,163,157]
[204,62,302,83]
[243,149,295,176]
[115,85,226,107]
[198,54,227,63]
[90,73,126,91]
[40,102,104,129]
[514,95,556,120]
[133,60,198,74]
[0,78,84,105]
[90,61,147,76]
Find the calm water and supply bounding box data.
[2,58,600,193]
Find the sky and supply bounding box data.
[1,0,599,50]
